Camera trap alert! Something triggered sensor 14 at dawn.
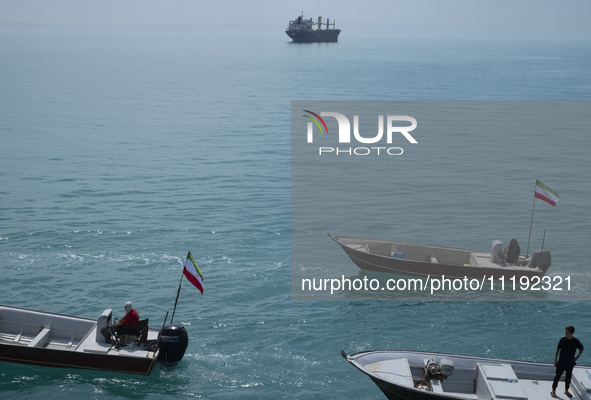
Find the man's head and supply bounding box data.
[566,325,575,338]
[124,301,133,313]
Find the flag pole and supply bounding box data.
[153,311,169,357]
[526,182,537,258]
[170,268,184,324]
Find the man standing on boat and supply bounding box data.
[108,301,139,346]
[551,325,584,398]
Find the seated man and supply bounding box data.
[505,238,521,264]
[108,301,139,346]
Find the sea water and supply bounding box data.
[1,24,591,399]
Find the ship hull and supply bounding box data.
[286,29,341,43]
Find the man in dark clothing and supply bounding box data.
[551,325,584,398]
[505,238,521,264]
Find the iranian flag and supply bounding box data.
[183,252,204,294]
[535,180,559,206]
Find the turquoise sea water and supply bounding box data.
[1,24,591,399]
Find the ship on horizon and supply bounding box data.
[285,12,341,43]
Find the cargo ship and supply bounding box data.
[286,12,341,43]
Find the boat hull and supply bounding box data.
[0,343,156,375]
[331,235,549,280]
[286,29,341,43]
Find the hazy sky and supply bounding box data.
[1,0,590,40]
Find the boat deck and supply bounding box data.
[520,379,582,400]
[77,325,157,358]
[0,323,151,355]
[0,318,88,350]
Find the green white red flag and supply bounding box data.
[183,252,204,294]
[534,180,559,206]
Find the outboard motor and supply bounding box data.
[418,357,455,390]
[531,250,551,272]
[157,324,188,363]
[425,358,455,378]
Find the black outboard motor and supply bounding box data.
[157,324,188,363]
[531,250,551,273]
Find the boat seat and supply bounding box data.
[121,319,150,346]
[82,341,112,354]
[135,319,149,344]
[476,362,527,400]
[29,323,51,348]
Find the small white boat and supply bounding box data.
[330,235,551,279]
[0,305,188,375]
[342,349,591,399]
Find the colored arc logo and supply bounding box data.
[303,110,328,135]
